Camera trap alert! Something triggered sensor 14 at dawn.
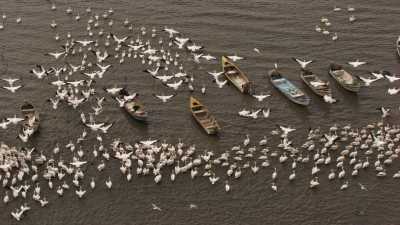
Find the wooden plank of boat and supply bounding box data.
[123,99,148,122]
[268,69,310,106]
[328,63,361,93]
[21,102,40,134]
[396,36,400,58]
[221,56,252,94]
[190,96,220,135]
[300,69,332,97]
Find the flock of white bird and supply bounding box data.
[315,5,358,41]
[0,2,400,223]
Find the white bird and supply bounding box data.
[104,87,123,95]
[2,85,23,93]
[215,78,227,88]
[105,177,112,189]
[262,108,270,118]
[163,27,179,37]
[30,65,47,79]
[45,51,65,60]
[323,95,337,104]
[208,71,224,80]
[110,33,129,45]
[388,87,400,95]
[278,125,296,137]
[252,93,270,102]
[292,57,313,69]
[2,78,19,86]
[253,48,261,54]
[378,107,390,118]
[348,60,366,68]
[358,76,379,86]
[227,54,244,62]
[165,80,183,90]
[202,54,216,61]
[385,73,400,83]
[152,203,162,211]
[75,187,86,198]
[153,94,176,103]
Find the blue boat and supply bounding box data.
[268,69,311,106]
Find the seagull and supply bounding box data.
[163,27,179,37]
[110,33,129,45]
[252,93,271,102]
[7,115,24,124]
[153,94,176,103]
[277,125,296,137]
[292,57,313,69]
[186,43,203,52]
[152,203,162,211]
[253,48,261,54]
[2,78,19,86]
[30,65,47,79]
[385,73,400,83]
[104,87,123,95]
[357,76,379,86]
[388,87,400,95]
[153,75,173,83]
[323,95,337,104]
[377,107,390,118]
[215,78,227,88]
[45,51,65,60]
[47,97,60,109]
[11,209,23,221]
[348,60,367,68]
[371,71,384,80]
[262,108,270,118]
[143,67,160,76]
[0,119,10,129]
[2,85,23,93]
[208,71,224,80]
[238,109,250,117]
[74,40,94,47]
[201,54,216,61]
[227,54,244,62]
[165,80,183,90]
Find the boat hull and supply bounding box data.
[269,69,310,106]
[329,63,360,93]
[190,96,220,135]
[221,56,252,94]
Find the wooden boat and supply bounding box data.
[268,69,310,106]
[124,99,148,122]
[396,36,400,58]
[21,102,40,134]
[190,96,220,135]
[221,56,252,94]
[328,63,361,93]
[300,69,332,97]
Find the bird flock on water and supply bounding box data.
[0,2,400,222]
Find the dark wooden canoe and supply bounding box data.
[221,56,252,94]
[124,98,148,122]
[268,69,310,106]
[190,96,220,135]
[300,69,332,97]
[21,102,40,134]
[328,63,360,93]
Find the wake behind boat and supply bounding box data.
[329,63,361,93]
[190,96,220,135]
[221,56,252,94]
[268,69,310,106]
[300,69,332,97]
